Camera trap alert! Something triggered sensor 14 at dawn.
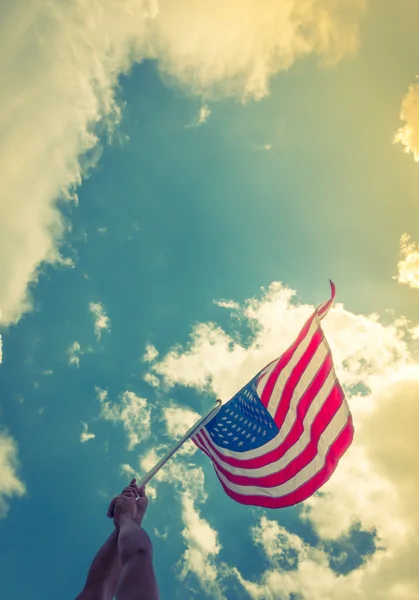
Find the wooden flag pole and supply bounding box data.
[136,398,222,489]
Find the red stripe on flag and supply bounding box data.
[272,330,324,427]
[193,435,212,459]
[260,312,317,408]
[213,415,354,508]
[317,281,335,319]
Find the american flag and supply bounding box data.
[192,282,354,508]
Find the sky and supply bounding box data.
[1,0,419,598]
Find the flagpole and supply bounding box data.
[136,398,222,489]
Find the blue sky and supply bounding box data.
[2,1,419,599]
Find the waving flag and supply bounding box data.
[192,282,354,508]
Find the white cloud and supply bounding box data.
[89,302,111,340]
[55,254,76,269]
[233,516,344,600]
[67,341,82,367]
[186,104,212,128]
[163,404,201,439]
[0,431,26,518]
[95,386,109,403]
[143,344,159,363]
[99,390,151,450]
[394,79,419,161]
[163,404,201,456]
[151,0,365,101]
[395,233,419,289]
[179,493,222,594]
[144,372,160,388]
[1,0,365,326]
[147,280,419,599]
[80,422,96,443]
[198,104,211,125]
[153,527,169,540]
[213,299,241,310]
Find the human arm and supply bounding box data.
[75,479,140,600]
[113,488,159,600]
[75,529,121,600]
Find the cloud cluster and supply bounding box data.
[163,404,200,439]
[394,80,419,161]
[67,341,82,367]
[80,422,96,443]
[98,388,151,450]
[1,0,365,326]
[186,104,212,128]
[89,302,111,340]
[395,233,419,289]
[147,280,419,598]
[151,0,365,101]
[143,344,159,363]
[0,431,26,518]
[163,404,201,456]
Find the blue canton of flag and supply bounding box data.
[205,377,278,452]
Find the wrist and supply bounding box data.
[117,512,136,526]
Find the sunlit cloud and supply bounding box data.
[198,105,211,125]
[163,404,201,455]
[89,302,111,340]
[394,79,419,161]
[80,422,96,443]
[213,299,241,310]
[395,233,419,289]
[0,431,26,518]
[95,386,109,403]
[186,104,212,128]
[98,389,151,451]
[143,372,160,388]
[67,341,82,368]
[143,344,159,363]
[1,0,365,326]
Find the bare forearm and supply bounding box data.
[117,515,152,562]
[115,515,159,600]
[78,529,121,599]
